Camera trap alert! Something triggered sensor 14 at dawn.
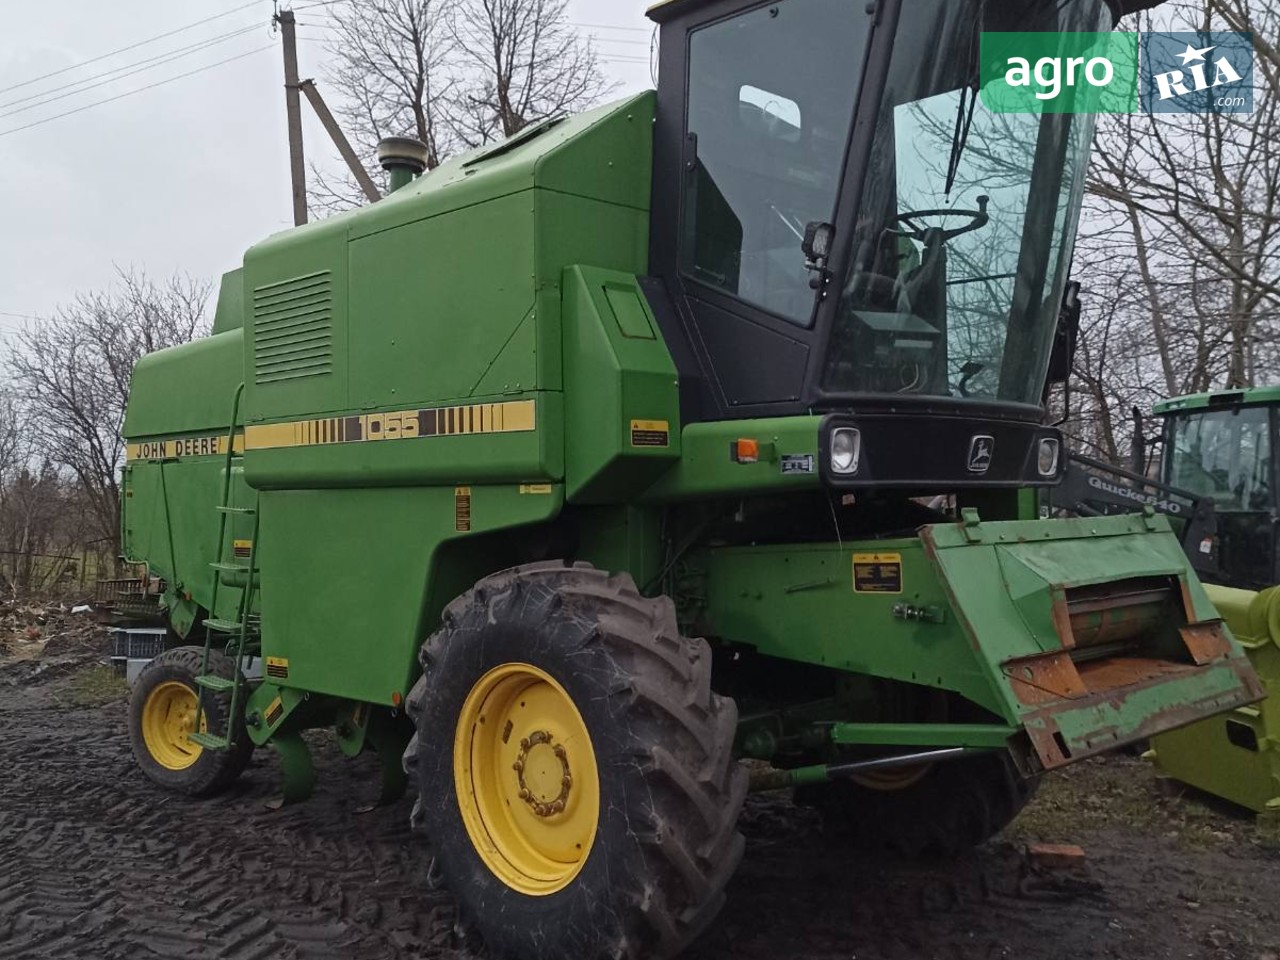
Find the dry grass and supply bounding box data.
[61,664,130,707]
[1008,753,1280,852]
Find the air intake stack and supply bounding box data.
[377,136,429,194]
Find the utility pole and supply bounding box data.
[275,9,308,226]
[299,80,381,203]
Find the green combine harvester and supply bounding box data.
[1137,388,1280,815]
[120,0,1263,956]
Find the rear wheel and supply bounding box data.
[128,646,253,796]
[798,751,1038,858]
[405,562,747,960]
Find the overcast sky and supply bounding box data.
[0,0,654,338]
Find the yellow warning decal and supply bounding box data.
[853,553,903,595]
[266,657,290,680]
[126,433,244,462]
[243,399,536,452]
[519,484,554,495]
[264,696,285,727]
[455,486,473,533]
[232,540,253,559]
[631,419,670,448]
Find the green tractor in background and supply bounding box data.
[120,0,1262,957]
[1137,389,1280,815]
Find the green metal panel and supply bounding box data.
[123,333,243,437]
[243,221,350,422]
[641,417,825,502]
[211,269,244,335]
[534,95,654,210]
[831,722,1019,749]
[347,192,537,409]
[257,483,564,706]
[574,505,666,591]
[698,538,1008,715]
[121,452,253,624]
[342,94,655,246]
[469,308,537,398]
[563,266,680,503]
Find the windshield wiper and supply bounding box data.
[944,0,985,196]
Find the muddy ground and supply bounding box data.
[2,660,1279,960]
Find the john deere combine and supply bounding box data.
[121,0,1262,956]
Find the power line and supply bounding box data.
[585,36,651,47]
[0,0,263,97]
[571,22,651,33]
[0,24,265,120]
[0,45,276,139]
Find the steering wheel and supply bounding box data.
[888,195,991,244]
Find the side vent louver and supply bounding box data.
[253,271,334,384]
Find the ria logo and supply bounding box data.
[1141,32,1254,113]
[967,436,995,475]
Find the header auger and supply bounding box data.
[121,1,1259,957]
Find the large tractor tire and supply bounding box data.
[405,562,747,960]
[798,751,1038,858]
[128,646,253,796]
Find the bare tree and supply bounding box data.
[310,0,456,213]
[312,0,608,210]
[1064,0,1280,462]
[1208,0,1280,87]
[450,0,609,146]
[8,269,210,566]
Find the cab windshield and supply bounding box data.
[823,0,1112,405]
[1166,408,1274,512]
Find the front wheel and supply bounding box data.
[405,562,747,960]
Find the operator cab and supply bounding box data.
[1158,390,1280,590]
[645,0,1148,489]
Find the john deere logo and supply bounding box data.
[968,436,995,475]
[1140,32,1253,114]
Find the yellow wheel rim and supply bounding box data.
[141,681,206,771]
[454,663,600,896]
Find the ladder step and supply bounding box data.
[194,674,236,692]
[188,732,231,751]
[210,562,259,574]
[216,506,256,515]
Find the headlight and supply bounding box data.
[831,428,861,475]
[1037,437,1061,477]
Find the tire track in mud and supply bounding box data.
[0,690,461,960]
[3,678,1280,960]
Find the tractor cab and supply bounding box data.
[645,0,1140,489]
[1155,389,1280,591]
